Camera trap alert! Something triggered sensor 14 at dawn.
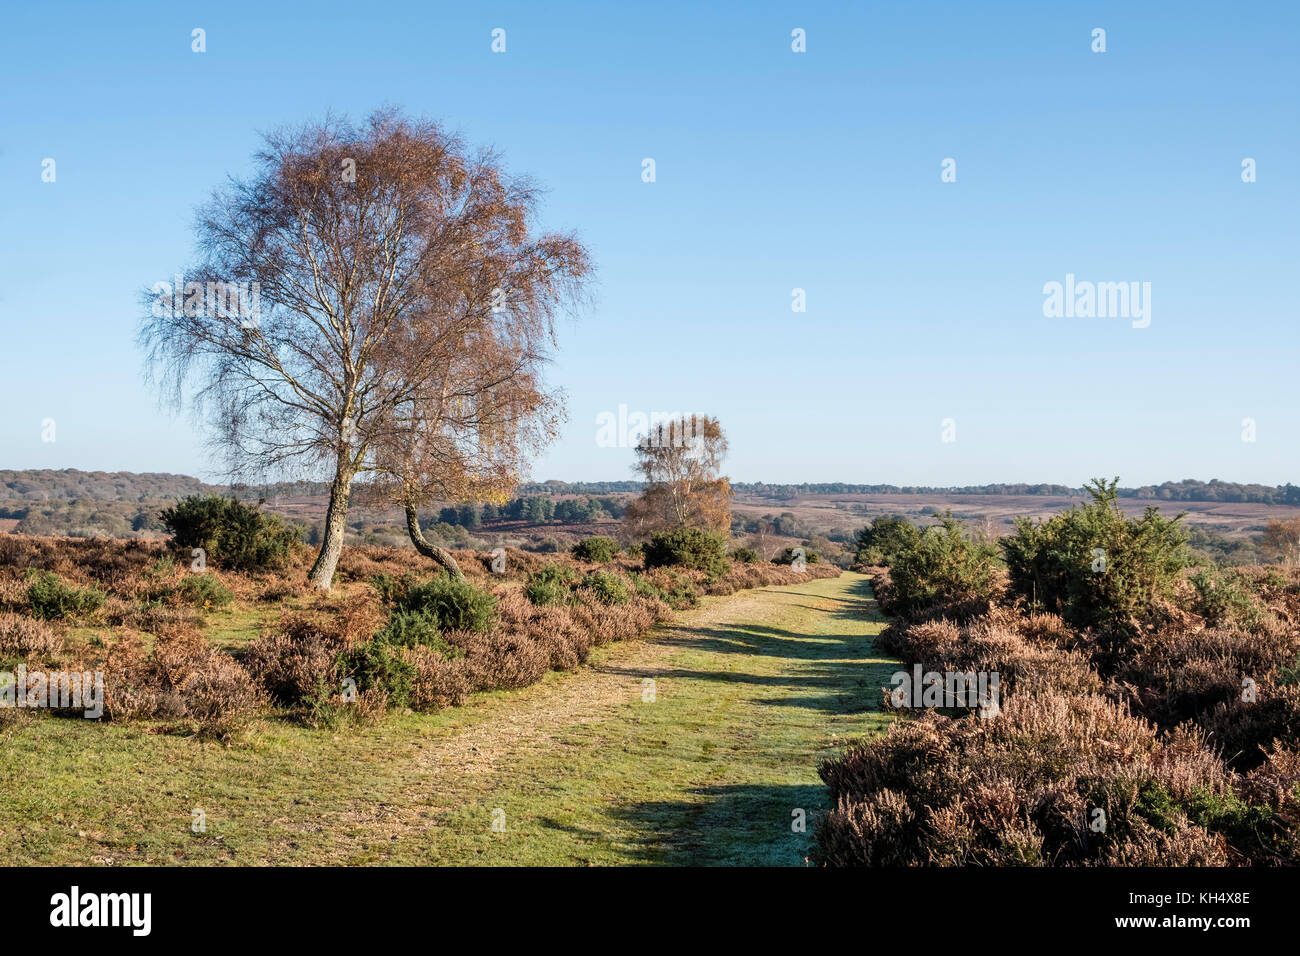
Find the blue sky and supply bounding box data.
[2,0,1296,487]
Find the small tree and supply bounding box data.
[623,415,731,538]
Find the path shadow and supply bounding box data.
[592,783,830,865]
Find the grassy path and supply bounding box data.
[1,572,895,866]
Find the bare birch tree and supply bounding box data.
[140,109,591,589]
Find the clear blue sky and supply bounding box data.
[2,0,1296,487]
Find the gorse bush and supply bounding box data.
[853,516,921,567]
[396,576,497,634]
[571,536,620,563]
[173,574,234,610]
[643,527,730,576]
[159,495,300,572]
[579,570,631,606]
[523,564,576,606]
[730,546,760,564]
[337,640,415,710]
[374,607,465,659]
[26,570,106,619]
[1001,478,1189,635]
[884,514,998,619]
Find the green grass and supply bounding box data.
[0,573,896,865]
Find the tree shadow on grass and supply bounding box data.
[588,783,830,865]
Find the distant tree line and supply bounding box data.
[515,480,645,495]
[733,479,1300,504]
[434,495,628,529]
[9,471,1296,508]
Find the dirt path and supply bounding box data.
[374,571,897,865]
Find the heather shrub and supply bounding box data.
[243,629,340,706]
[877,613,1101,702]
[0,612,63,660]
[179,653,265,741]
[401,645,472,711]
[1113,624,1295,730]
[449,630,549,691]
[644,528,730,576]
[26,570,106,619]
[1201,684,1300,772]
[815,693,1247,866]
[103,630,262,740]
[1001,478,1189,635]
[159,495,300,572]
[571,536,620,563]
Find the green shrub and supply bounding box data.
[1129,782,1285,861]
[397,576,497,634]
[644,528,730,576]
[159,495,300,572]
[174,574,233,610]
[375,608,465,659]
[572,536,620,563]
[885,514,998,618]
[580,571,631,605]
[626,543,644,560]
[1001,478,1189,634]
[1188,567,1264,629]
[522,563,576,607]
[730,547,760,564]
[337,641,415,709]
[524,577,570,607]
[534,564,577,586]
[854,516,921,566]
[26,571,106,619]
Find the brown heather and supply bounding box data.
[0,612,64,660]
[817,564,1300,866]
[105,628,263,741]
[0,532,840,741]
